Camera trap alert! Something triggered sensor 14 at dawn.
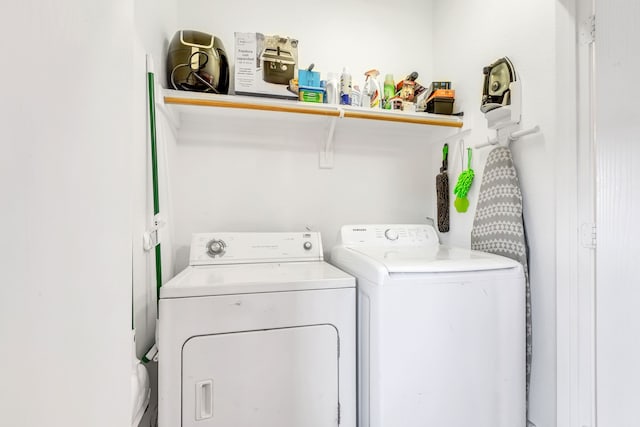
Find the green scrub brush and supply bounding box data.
[453,147,475,212]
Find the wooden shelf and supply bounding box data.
[162,89,463,128]
[160,89,465,168]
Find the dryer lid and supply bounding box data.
[346,245,520,273]
[160,261,355,299]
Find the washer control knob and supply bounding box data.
[303,241,313,250]
[384,228,399,241]
[206,239,226,258]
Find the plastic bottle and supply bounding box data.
[325,72,339,104]
[383,74,395,110]
[339,67,352,105]
[351,85,362,107]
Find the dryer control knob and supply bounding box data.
[303,241,312,250]
[206,239,226,258]
[384,228,399,241]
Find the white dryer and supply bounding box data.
[330,224,525,427]
[159,232,356,427]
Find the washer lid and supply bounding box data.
[160,261,355,299]
[348,245,520,273]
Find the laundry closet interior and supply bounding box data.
[132,1,564,426]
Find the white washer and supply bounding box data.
[159,232,356,427]
[330,224,526,427]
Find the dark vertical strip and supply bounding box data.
[148,72,160,215]
[148,71,162,310]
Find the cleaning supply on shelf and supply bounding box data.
[351,85,362,107]
[436,143,450,232]
[299,87,324,103]
[298,64,323,103]
[383,74,395,109]
[340,67,352,105]
[453,147,475,212]
[362,69,382,108]
[298,63,320,87]
[325,72,339,104]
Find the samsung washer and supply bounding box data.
[158,232,356,427]
[331,224,526,427]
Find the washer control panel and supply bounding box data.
[206,239,227,258]
[339,224,439,248]
[190,232,323,265]
[384,228,399,241]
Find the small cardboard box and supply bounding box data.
[234,32,299,99]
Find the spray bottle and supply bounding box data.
[362,69,382,108]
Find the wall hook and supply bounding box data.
[475,125,540,149]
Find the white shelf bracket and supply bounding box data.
[319,109,342,169]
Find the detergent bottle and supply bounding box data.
[325,72,339,104]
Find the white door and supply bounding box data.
[594,1,640,426]
[182,325,340,427]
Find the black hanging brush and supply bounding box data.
[436,143,450,232]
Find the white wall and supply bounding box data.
[0,1,135,426]
[167,114,455,268]
[151,3,577,427]
[431,2,560,427]
[177,0,435,92]
[134,0,177,87]
[595,0,640,425]
[165,0,440,269]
